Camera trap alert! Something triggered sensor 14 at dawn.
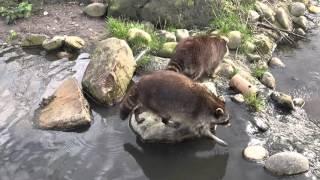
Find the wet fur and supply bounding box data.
[167,36,228,80]
[120,71,227,128]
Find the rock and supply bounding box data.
[308,5,320,14]
[276,7,291,30]
[159,30,176,42]
[253,34,274,55]
[243,41,256,53]
[65,36,85,50]
[294,28,306,36]
[82,38,136,105]
[248,10,260,22]
[227,31,242,50]
[42,36,65,51]
[269,57,285,68]
[84,3,107,17]
[290,2,306,17]
[200,81,218,96]
[108,0,219,28]
[255,2,275,22]
[271,92,294,110]
[136,56,170,75]
[247,53,261,63]
[293,98,305,107]
[21,34,49,47]
[128,28,152,44]
[217,63,235,79]
[158,42,177,58]
[230,74,257,95]
[292,16,308,29]
[261,72,276,89]
[175,29,190,41]
[37,78,91,130]
[232,94,245,103]
[265,152,309,176]
[257,61,268,70]
[243,145,269,161]
[57,51,73,59]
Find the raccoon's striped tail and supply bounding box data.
[166,61,183,73]
[120,85,139,120]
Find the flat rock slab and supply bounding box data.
[129,111,197,143]
[37,78,91,131]
[243,145,269,161]
[265,152,309,176]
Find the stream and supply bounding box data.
[0,29,319,180]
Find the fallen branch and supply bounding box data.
[257,22,308,40]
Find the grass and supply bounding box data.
[106,17,166,54]
[244,93,265,112]
[210,0,255,51]
[0,2,32,24]
[252,66,268,79]
[136,54,152,68]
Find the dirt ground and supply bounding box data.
[0,2,108,52]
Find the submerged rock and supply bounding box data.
[290,2,306,17]
[158,42,177,58]
[84,3,107,17]
[243,145,269,161]
[37,78,91,130]
[231,94,245,103]
[269,57,285,68]
[265,152,309,176]
[175,29,190,41]
[293,98,305,107]
[82,38,136,105]
[227,31,242,50]
[271,92,294,110]
[21,34,49,47]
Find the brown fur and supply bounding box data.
[120,71,229,127]
[167,36,228,80]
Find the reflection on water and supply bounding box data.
[0,40,317,180]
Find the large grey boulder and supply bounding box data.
[84,3,107,17]
[82,38,136,105]
[136,56,170,75]
[107,0,219,28]
[265,152,309,176]
[37,78,91,131]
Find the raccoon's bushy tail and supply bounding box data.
[166,60,183,73]
[120,85,139,120]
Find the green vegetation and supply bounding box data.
[0,2,32,24]
[106,17,166,54]
[252,66,267,79]
[137,54,152,68]
[6,29,18,42]
[231,67,240,78]
[244,93,265,112]
[210,0,255,51]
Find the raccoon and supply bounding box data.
[167,36,228,80]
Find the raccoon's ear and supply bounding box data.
[215,108,224,116]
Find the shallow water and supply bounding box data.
[0,36,319,180]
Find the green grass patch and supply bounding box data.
[106,17,167,54]
[0,2,32,24]
[210,0,255,51]
[137,54,152,68]
[244,93,265,112]
[252,66,267,79]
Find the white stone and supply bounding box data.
[243,145,269,161]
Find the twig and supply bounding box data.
[257,22,307,40]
